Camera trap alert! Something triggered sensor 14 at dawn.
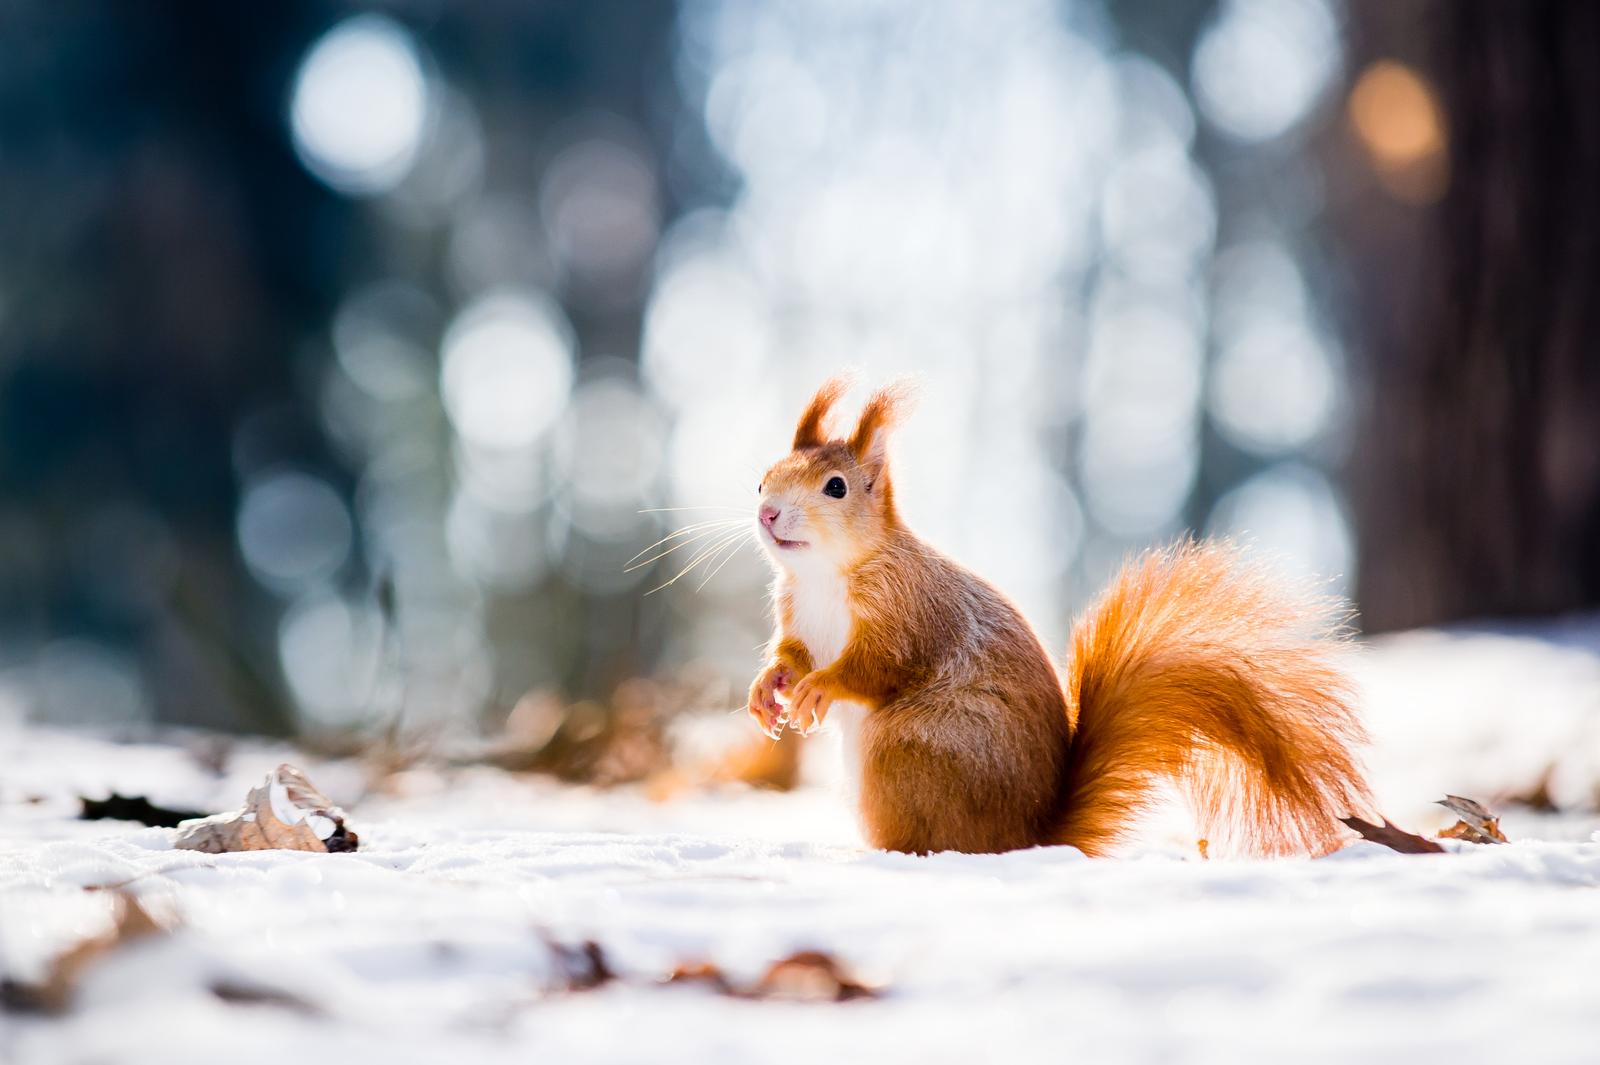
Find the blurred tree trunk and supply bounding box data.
[1344,1,1600,631]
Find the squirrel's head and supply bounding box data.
[755,376,913,574]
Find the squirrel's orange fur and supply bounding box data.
[748,377,1371,856]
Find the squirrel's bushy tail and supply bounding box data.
[1054,541,1371,857]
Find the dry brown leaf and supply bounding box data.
[1436,821,1494,844]
[753,950,877,1002]
[208,981,319,1014]
[1435,795,1509,844]
[664,961,737,995]
[1503,770,1559,813]
[543,937,615,992]
[173,764,358,854]
[658,951,877,1002]
[542,938,881,1002]
[0,892,166,1014]
[1340,815,1446,854]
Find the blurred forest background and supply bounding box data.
[1,1,1596,761]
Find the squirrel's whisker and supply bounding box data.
[646,527,751,594]
[691,527,752,591]
[648,529,745,594]
[624,527,744,573]
[624,527,735,571]
[634,515,743,549]
[625,518,746,569]
[694,529,755,592]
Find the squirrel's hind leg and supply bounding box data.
[855,691,1061,855]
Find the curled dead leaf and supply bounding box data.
[173,764,357,854]
[1435,794,1509,844]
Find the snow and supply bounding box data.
[3,626,1600,1064]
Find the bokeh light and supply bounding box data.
[1211,312,1339,455]
[1079,300,1205,530]
[1349,60,1446,167]
[540,137,660,299]
[642,253,771,410]
[1100,144,1216,283]
[278,592,377,728]
[289,15,430,196]
[440,290,575,451]
[236,471,354,592]
[557,373,667,541]
[446,492,549,592]
[1207,463,1354,593]
[1348,59,1449,204]
[1192,0,1340,143]
[333,281,439,404]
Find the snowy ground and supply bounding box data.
[3,625,1600,1065]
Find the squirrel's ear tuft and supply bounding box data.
[849,380,917,476]
[792,375,852,450]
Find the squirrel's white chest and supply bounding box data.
[784,572,870,813]
[784,573,853,668]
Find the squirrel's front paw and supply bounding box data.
[787,672,838,735]
[747,663,791,739]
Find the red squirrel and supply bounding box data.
[746,377,1371,857]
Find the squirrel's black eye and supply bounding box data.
[823,476,847,499]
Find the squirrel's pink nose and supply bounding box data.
[759,505,780,529]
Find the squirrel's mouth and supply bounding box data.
[762,526,809,551]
